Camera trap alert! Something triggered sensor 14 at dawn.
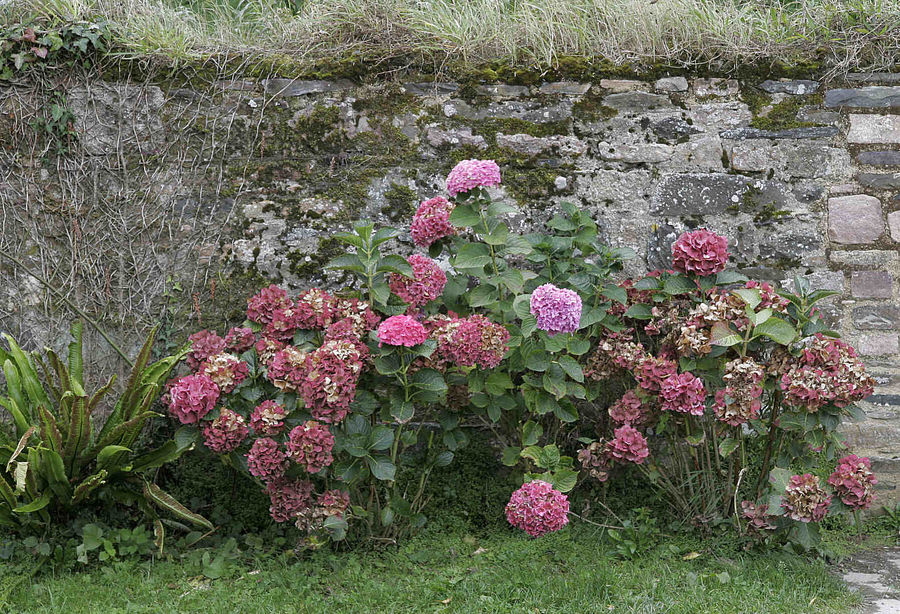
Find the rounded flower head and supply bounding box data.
[250,400,288,436]
[782,473,831,522]
[578,441,614,482]
[246,437,288,482]
[608,390,647,425]
[828,454,877,510]
[294,288,335,330]
[530,284,582,336]
[167,374,220,424]
[389,254,447,308]
[634,356,678,393]
[780,334,875,412]
[296,489,351,532]
[671,229,730,276]
[202,408,249,453]
[659,372,706,416]
[505,480,570,538]
[300,339,365,423]
[286,421,335,474]
[411,196,456,247]
[331,297,381,337]
[446,159,502,197]
[247,285,293,325]
[225,327,255,353]
[254,337,285,367]
[265,307,303,341]
[266,478,313,523]
[608,425,650,464]
[187,330,226,370]
[266,346,309,392]
[200,353,249,394]
[432,314,509,369]
[377,315,428,347]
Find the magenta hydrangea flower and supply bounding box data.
[202,408,249,453]
[167,374,220,424]
[608,390,647,425]
[225,327,255,353]
[634,356,678,393]
[411,196,456,247]
[828,454,878,510]
[247,285,293,325]
[286,421,335,474]
[317,489,350,518]
[250,400,288,436]
[266,478,313,523]
[782,473,831,523]
[608,425,650,464]
[186,330,226,370]
[505,480,570,538]
[377,315,428,347]
[300,339,365,424]
[265,307,303,341]
[294,288,335,330]
[446,159,502,197]
[246,437,288,482]
[659,372,707,416]
[266,346,308,392]
[200,353,249,393]
[781,334,875,412]
[331,297,381,337]
[671,229,730,276]
[254,337,285,367]
[388,254,447,308]
[431,314,510,369]
[529,284,582,336]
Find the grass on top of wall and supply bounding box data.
[2,0,899,78]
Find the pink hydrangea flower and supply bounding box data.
[782,473,831,523]
[505,480,570,538]
[266,346,308,392]
[446,159,502,197]
[671,229,730,276]
[200,353,249,393]
[432,314,509,369]
[167,374,220,424]
[250,400,288,436]
[246,437,288,482]
[286,421,335,473]
[187,330,226,370]
[742,501,776,533]
[300,339,365,423]
[659,372,706,416]
[530,284,582,336]
[317,489,350,518]
[389,255,447,308]
[265,307,303,341]
[411,196,456,247]
[578,441,613,482]
[377,315,428,347]
[266,478,313,523]
[254,337,285,367]
[225,327,255,353]
[608,390,647,425]
[608,425,650,464]
[634,356,678,393]
[294,288,335,330]
[331,297,381,337]
[828,454,877,510]
[202,408,249,453]
[247,285,293,325]
[781,334,875,412]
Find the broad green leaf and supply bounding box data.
[449,203,482,227]
[502,446,522,466]
[624,304,652,320]
[366,456,396,481]
[716,271,749,285]
[522,421,543,446]
[718,437,739,458]
[557,356,584,383]
[753,317,797,345]
[733,288,761,309]
[453,243,493,269]
[663,275,697,295]
[710,321,742,347]
[369,426,395,451]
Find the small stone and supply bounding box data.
[554,176,568,190]
[442,103,457,118]
[858,173,900,189]
[654,77,689,92]
[693,78,740,97]
[495,133,587,156]
[830,250,900,268]
[858,151,900,166]
[890,211,900,241]
[847,73,900,84]
[539,81,591,95]
[599,79,645,93]
[825,86,900,108]
[858,333,899,356]
[602,92,671,113]
[476,84,530,98]
[425,126,486,149]
[796,108,840,125]
[829,184,859,195]
[827,195,883,244]
[847,114,900,144]
[720,126,838,140]
[853,305,900,330]
[851,271,893,298]
[599,143,674,164]
[759,80,820,95]
[402,82,459,96]
[261,79,354,96]
[730,142,768,172]
[651,117,702,140]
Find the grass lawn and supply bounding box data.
[2,522,863,614]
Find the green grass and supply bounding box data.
[1,523,863,613]
[2,0,899,76]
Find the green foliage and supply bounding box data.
[0,21,107,81]
[0,322,209,532]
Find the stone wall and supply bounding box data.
[1,70,900,504]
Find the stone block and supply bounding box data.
[651,174,796,216]
[851,270,894,298]
[599,79,645,93]
[651,117,702,141]
[598,143,674,164]
[857,151,900,166]
[692,78,739,97]
[827,195,883,244]
[858,173,900,190]
[261,79,354,96]
[830,250,900,268]
[654,77,689,92]
[496,133,587,156]
[759,80,819,95]
[889,211,900,241]
[858,334,900,356]
[425,126,487,149]
[847,114,900,144]
[853,305,900,330]
[477,84,530,98]
[602,92,672,113]
[825,86,900,108]
[538,82,591,95]
[720,126,838,140]
[402,82,459,96]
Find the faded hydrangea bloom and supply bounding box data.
[782,473,831,523]
[202,408,249,453]
[828,454,877,510]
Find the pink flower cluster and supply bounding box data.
[659,372,706,416]
[828,454,877,510]
[608,390,647,425]
[225,327,255,353]
[286,421,335,473]
[431,314,509,369]
[782,473,832,523]
[505,480,570,538]
[202,408,249,453]
[411,196,456,247]
[295,489,351,532]
[187,330,226,370]
[246,438,288,482]
[267,478,313,523]
[200,353,249,393]
[780,334,875,412]
[331,297,381,338]
[168,374,220,424]
[378,315,428,347]
[294,288,335,330]
[250,400,287,436]
[714,358,765,426]
[530,284,582,336]
[446,159,502,197]
[301,340,365,423]
[266,346,309,392]
[671,229,730,277]
[607,425,650,464]
[389,255,447,308]
[247,285,292,325]
[741,501,776,533]
[578,441,613,482]
[634,356,678,393]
